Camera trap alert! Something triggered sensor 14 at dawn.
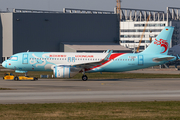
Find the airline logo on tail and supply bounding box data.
[154,38,168,53]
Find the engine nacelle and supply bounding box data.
[53,66,81,78]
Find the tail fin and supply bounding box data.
[142,26,174,55]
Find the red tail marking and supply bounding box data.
[154,38,168,53]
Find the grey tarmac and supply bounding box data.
[0,78,180,104]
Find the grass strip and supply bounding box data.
[0,71,180,79]
[0,101,180,120]
[72,72,180,79]
[0,88,13,90]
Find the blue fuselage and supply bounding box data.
[2,52,175,73]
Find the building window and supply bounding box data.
[120,35,144,38]
[134,24,165,27]
[139,46,145,49]
[121,29,162,32]
[121,40,134,43]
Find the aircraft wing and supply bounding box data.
[153,56,175,62]
[71,50,113,68]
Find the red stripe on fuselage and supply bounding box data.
[85,53,126,71]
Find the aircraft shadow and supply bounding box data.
[64,78,134,82]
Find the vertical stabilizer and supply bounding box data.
[142,26,174,55]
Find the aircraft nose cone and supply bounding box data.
[2,61,7,68]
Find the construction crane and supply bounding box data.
[149,31,152,43]
[116,0,121,44]
[116,0,121,14]
[136,15,151,52]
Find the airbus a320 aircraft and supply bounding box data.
[2,26,178,81]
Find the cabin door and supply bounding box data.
[138,55,144,65]
[22,54,28,64]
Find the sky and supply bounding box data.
[0,0,179,12]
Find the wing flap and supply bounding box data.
[71,50,113,68]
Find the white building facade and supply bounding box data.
[118,7,180,52]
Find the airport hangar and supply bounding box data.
[0,8,132,63]
[0,7,180,63]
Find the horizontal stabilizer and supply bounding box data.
[153,57,175,62]
[176,54,180,61]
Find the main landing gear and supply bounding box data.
[82,75,88,81]
[82,69,88,81]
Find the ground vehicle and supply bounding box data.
[3,73,15,80]
[18,76,38,80]
[3,73,38,81]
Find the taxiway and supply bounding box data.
[0,78,180,104]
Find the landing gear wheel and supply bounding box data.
[14,77,19,81]
[82,75,88,81]
[33,77,38,81]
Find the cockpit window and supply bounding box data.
[9,56,18,61]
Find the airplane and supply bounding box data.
[2,26,179,81]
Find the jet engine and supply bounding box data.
[53,66,81,78]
